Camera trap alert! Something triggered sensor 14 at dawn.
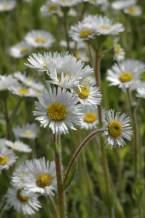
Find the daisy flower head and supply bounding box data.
[107,59,145,89]
[84,0,109,9]
[14,72,45,92]
[0,0,16,12]
[0,75,18,91]
[34,86,81,134]
[13,123,39,140]
[136,86,145,99]
[47,52,93,89]
[24,30,54,48]
[53,0,81,7]
[79,106,98,129]
[9,83,38,97]
[113,40,125,61]
[103,110,132,147]
[9,41,32,58]
[111,0,136,10]
[74,77,102,105]
[40,1,60,17]
[12,157,56,196]
[26,52,52,72]
[94,16,124,35]
[0,144,17,171]
[6,140,32,153]
[124,5,142,16]
[5,187,41,215]
[69,16,96,42]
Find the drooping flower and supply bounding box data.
[5,187,41,215]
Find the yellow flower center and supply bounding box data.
[99,24,111,31]
[20,47,29,55]
[23,130,33,138]
[48,3,58,12]
[77,86,90,99]
[47,102,67,121]
[0,155,9,165]
[108,119,123,138]
[36,173,53,187]
[119,71,133,83]
[17,189,29,203]
[80,28,93,38]
[18,88,29,95]
[127,6,137,14]
[84,112,97,123]
[35,37,47,44]
[114,44,121,54]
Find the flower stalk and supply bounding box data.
[95,54,113,217]
[54,134,67,218]
[63,129,103,187]
[127,89,140,179]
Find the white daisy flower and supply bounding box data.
[60,40,75,49]
[47,52,93,89]
[69,21,96,42]
[136,87,145,99]
[107,59,145,89]
[12,158,56,196]
[9,41,32,58]
[40,1,60,16]
[84,0,109,8]
[79,106,98,129]
[5,187,41,215]
[68,8,77,17]
[26,52,52,72]
[24,30,54,48]
[14,72,45,92]
[94,16,124,35]
[0,75,18,91]
[124,5,142,16]
[9,83,37,97]
[34,86,81,134]
[113,41,125,61]
[111,0,136,10]
[0,144,17,171]
[74,77,102,105]
[53,0,81,7]
[70,15,101,42]
[5,140,32,153]
[13,123,39,140]
[103,110,132,146]
[23,0,32,2]
[0,0,16,12]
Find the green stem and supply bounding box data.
[2,94,11,139]
[95,54,103,124]
[63,9,70,51]
[63,129,103,187]
[127,89,140,179]
[54,134,66,218]
[95,54,112,217]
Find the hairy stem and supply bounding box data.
[95,54,112,217]
[54,134,67,218]
[127,89,140,179]
[63,129,103,187]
